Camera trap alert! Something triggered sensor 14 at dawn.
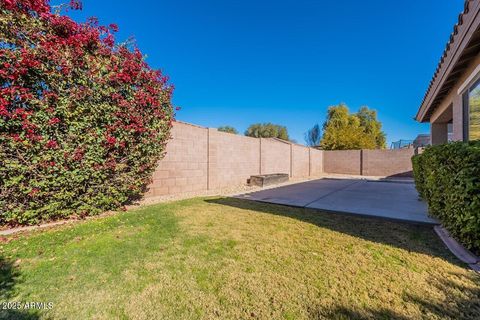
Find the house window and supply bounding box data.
[467,80,480,140]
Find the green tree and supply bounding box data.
[218,126,238,134]
[320,104,386,150]
[245,123,289,140]
[356,106,386,148]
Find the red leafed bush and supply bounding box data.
[0,0,174,225]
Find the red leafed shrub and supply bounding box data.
[0,0,174,225]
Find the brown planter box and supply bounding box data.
[249,173,289,187]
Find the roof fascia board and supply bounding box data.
[417,1,480,122]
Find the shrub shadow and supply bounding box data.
[205,197,465,266]
[314,272,480,319]
[402,271,480,319]
[205,198,480,319]
[315,306,411,319]
[387,170,414,178]
[0,257,39,320]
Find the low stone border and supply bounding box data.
[0,221,68,236]
[0,211,118,237]
[434,225,480,272]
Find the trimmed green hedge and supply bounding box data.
[412,141,480,254]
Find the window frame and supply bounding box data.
[462,76,480,141]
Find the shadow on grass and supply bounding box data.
[402,271,480,319]
[0,257,39,320]
[316,272,480,319]
[315,306,411,320]
[204,198,480,319]
[205,197,463,266]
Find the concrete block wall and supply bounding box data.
[323,150,362,175]
[323,149,415,177]
[208,128,261,189]
[309,148,324,176]
[260,138,291,175]
[292,144,310,178]
[362,149,415,177]
[147,122,208,197]
[146,121,416,198]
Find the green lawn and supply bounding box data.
[0,197,479,319]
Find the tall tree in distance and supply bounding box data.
[356,106,386,149]
[305,124,322,146]
[320,104,367,150]
[218,126,238,134]
[245,123,289,141]
[320,104,386,150]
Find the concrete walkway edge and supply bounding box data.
[434,225,480,272]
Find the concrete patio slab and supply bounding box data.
[235,178,438,225]
[236,178,357,207]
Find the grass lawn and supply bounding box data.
[0,197,479,319]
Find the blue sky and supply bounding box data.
[61,0,463,145]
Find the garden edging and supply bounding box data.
[434,225,480,272]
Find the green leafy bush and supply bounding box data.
[0,0,174,225]
[412,141,480,254]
